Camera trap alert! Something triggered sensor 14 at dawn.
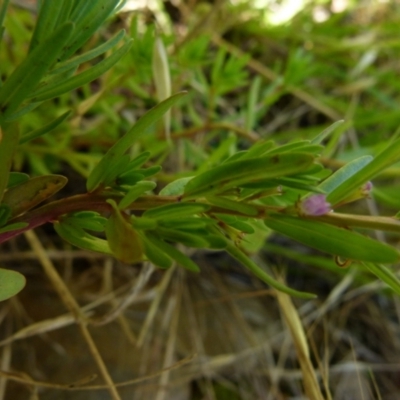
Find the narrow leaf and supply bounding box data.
[19,111,71,144]
[144,233,200,272]
[320,155,372,197]
[59,0,120,61]
[119,181,157,210]
[264,214,400,264]
[311,120,345,144]
[363,262,400,295]
[184,153,314,199]
[152,35,171,140]
[0,222,29,235]
[50,29,125,76]
[29,40,133,102]
[143,202,210,220]
[206,195,258,216]
[328,137,400,205]
[54,219,112,255]
[157,227,210,248]
[140,233,173,269]
[0,22,74,121]
[87,92,187,192]
[225,242,316,299]
[29,0,65,51]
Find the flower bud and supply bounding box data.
[334,181,373,207]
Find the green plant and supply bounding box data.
[1,0,400,305]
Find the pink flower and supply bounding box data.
[299,194,331,216]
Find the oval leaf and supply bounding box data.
[2,175,67,218]
[0,268,26,302]
[105,200,143,264]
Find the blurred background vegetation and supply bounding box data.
[1,0,400,399]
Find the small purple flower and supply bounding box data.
[299,194,332,216]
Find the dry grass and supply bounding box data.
[1,229,400,399]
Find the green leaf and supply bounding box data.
[206,195,258,216]
[0,222,29,234]
[152,35,171,140]
[29,0,67,51]
[19,111,71,144]
[160,217,214,230]
[5,102,42,122]
[225,241,316,299]
[50,29,126,75]
[125,152,151,171]
[216,215,255,234]
[373,186,400,209]
[63,216,106,232]
[101,154,131,187]
[119,181,157,210]
[0,0,10,43]
[0,205,11,227]
[29,40,133,102]
[0,268,26,302]
[157,227,210,248]
[264,214,400,264]
[105,199,143,264]
[328,137,400,205]
[0,22,74,121]
[87,92,187,192]
[130,216,158,230]
[144,233,200,272]
[119,165,161,182]
[7,172,30,188]
[363,262,400,295]
[159,177,193,196]
[2,175,67,218]
[242,139,275,159]
[266,141,323,156]
[143,202,210,220]
[140,233,173,269]
[320,155,372,199]
[54,219,112,255]
[311,120,345,144]
[59,0,120,61]
[183,153,314,199]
